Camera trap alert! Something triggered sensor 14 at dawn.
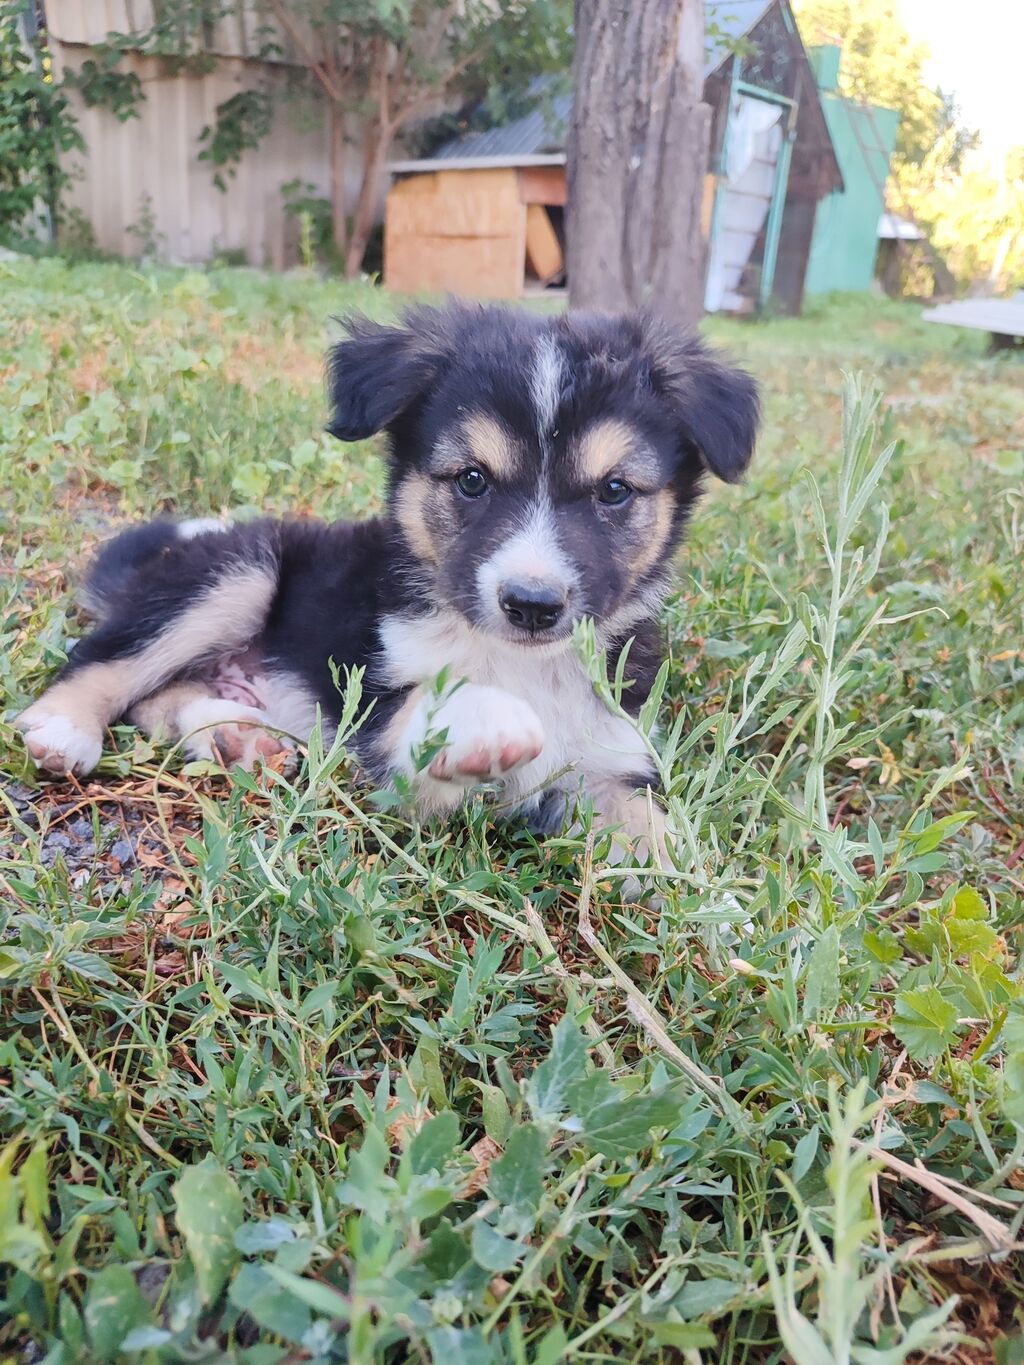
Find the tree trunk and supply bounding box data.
[344,122,389,278]
[329,101,349,262]
[567,0,711,326]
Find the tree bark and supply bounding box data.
[343,39,390,279]
[344,121,390,278]
[329,101,349,262]
[567,0,712,326]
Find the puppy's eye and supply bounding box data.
[455,467,488,499]
[598,477,633,507]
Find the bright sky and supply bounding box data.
[896,0,1024,159]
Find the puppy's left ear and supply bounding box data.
[646,321,760,482]
[326,311,444,442]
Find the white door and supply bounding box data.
[705,95,784,313]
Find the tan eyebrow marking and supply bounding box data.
[430,414,520,481]
[575,419,662,488]
[462,413,519,480]
[576,419,636,482]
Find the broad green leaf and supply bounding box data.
[174,1158,244,1304]
[263,1264,350,1320]
[478,1082,512,1144]
[792,1126,819,1182]
[424,1220,472,1280]
[951,886,987,919]
[803,924,841,1018]
[425,1325,496,1365]
[947,916,997,960]
[672,1275,741,1317]
[1004,1003,1024,1052]
[408,1110,459,1174]
[575,1082,683,1161]
[892,987,960,1061]
[64,951,119,985]
[20,1142,48,1224]
[214,959,271,1003]
[906,889,997,962]
[340,1125,393,1222]
[533,1322,570,1365]
[470,1220,527,1272]
[1002,1052,1024,1126]
[120,1326,174,1350]
[405,1181,457,1222]
[234,1217,297,1253]
[409,1035,447,1109]
[648,1322,717,1348]
[912,812,976,854]
[864,928,901,965]
[1003,1004,1024,1125]
[526,1017,589,1120]
[229,1262,312,1343]
[489,1123,546,1212]
[84,1265,150,1361]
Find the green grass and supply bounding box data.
[2,258,1023,1364]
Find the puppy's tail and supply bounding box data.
[82,519,220,618]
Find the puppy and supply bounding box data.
[17,305,758,866]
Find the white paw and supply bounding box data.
[411,684,544,785]
[17,708,104,776]
[179,699,294,772]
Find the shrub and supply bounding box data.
[0,2,80,245]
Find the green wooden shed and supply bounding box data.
[803,45,900,295]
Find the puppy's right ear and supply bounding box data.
[326,314,442,442]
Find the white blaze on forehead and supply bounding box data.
[178,517,229,540]
[530,334,565,444]
[475,498,577,617]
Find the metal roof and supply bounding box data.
[429,0,774,164]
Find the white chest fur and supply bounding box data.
[379,611,654,807]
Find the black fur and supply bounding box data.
[84,519,181,613]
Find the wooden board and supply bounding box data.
[922,298,1024,339]
[385,168,528,298]
[525,205,563,283]
[388,168,524,238]
[701,173,717,237]
[518,166,567,207]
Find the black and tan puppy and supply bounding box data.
[17,304,758,862]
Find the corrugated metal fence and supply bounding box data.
[48,1,356,267]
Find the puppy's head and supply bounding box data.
[326,305,758,646]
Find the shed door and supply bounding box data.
[705,95,783,313]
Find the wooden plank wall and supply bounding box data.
[385,169,528,299]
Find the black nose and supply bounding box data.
[499,581,566,632]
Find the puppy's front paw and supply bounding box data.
[416,685,544,785]
[17,707,104,777]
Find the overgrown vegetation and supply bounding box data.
[0,1,80,246]
[1,263,1023,1363]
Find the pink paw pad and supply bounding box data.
[211,723,291,770]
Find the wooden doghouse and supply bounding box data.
[385,155,567,299]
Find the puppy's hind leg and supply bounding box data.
[130,681,294,772]
[17,550,278,777]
